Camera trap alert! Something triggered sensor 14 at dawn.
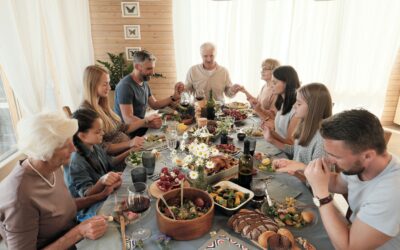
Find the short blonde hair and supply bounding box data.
[17,112,78,161]
[261,58,280,70]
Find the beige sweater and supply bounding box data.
[185,63,235,102]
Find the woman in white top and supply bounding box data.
[264,83,332,173]
[263,65,301,145]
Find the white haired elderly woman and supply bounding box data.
[0,112,108,249]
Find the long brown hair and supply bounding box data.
[82,65,121,134]
[294,83,332,146]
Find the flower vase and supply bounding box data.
[193,165,207,190]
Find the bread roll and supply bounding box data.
[258,231,277,248]
[301,211,314,224]
[277,228,295,246]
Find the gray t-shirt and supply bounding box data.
[283,131,325,164]
[114,75,152,121]
[341,156,400,250]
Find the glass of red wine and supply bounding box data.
[128,182,151,240]
[180,91,191,107]
[195,89,205,101]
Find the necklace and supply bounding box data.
[27,159,56,188]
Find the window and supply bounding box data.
[0,76,17,162]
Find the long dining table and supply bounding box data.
[76,118,334,250]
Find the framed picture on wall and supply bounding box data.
[121,2,140,17]
[124,25,141,40]
[126,47,141,61]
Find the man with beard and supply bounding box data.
[185,42,241,103]
[114,50,184,137]
[304,109,400,250]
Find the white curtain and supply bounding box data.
[0,0,94,115]
[173,0,400,116]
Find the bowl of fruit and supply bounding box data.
[149,167,190,199]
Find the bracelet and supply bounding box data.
[170,95,177,102]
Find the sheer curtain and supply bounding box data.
[173,0,400,116]
[0,0,93,115]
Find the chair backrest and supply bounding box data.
[62,106,72,118]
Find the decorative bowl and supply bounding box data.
[156,188,214,240]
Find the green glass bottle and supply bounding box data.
[238,140,253,189]
[206,89,216,120]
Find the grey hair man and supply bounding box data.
[185,42,241,102]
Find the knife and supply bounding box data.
[265,183,273,207]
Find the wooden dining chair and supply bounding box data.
[62,106,72,118]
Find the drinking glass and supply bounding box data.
[250,179,266,209]
[180,92,191,107]
[195,89,205,101]
[131,167,147,183]
[248,138,257,156]
[142,152,155,175]
[128,182,151,240]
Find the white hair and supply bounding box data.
[200,42,216,54]
[17,112,78,161]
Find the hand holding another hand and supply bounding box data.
[100,172,122,186]
[78,216,108,240]
[129,136,145,151]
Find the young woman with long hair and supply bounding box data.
[264,83,332,173]
[262,65,301,145]
[81,65,146,156]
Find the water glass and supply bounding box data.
[131,167,147,183]
[142,152,155,175]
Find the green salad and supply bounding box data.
[127,152,142,166]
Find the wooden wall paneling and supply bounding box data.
[89,0,176,100]
[382,49,400,126]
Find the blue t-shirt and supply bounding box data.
[114,75,152,121]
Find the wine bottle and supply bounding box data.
[238,140,253,189]
[206,89,216,120]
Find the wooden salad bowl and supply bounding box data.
[156,187,214,240]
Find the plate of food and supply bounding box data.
[143,134,167,150]
[261,197,317,229]
[207,155,239,176]
[125,151,142,167]
[215,144,240,155]
[207,181,253,215]
[149,167,190,199]
[255,157,276,173]
[243,127,264,137]
[225,102,249,110]
[222,109,248,123]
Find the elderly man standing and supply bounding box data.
[185,42,241,103]
[304,109,400,250]
[114,50,184,137]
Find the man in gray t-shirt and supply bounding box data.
[114,50,184,137]
[304,109,400,250]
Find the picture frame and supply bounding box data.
[124,25,141,40]
[121,2,140,17]
[126,47,142,61]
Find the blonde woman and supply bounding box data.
[239,58,280,121]
[80,65,146,157]
[264,83,332,173]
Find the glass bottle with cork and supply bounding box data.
[206,89,216,120]
[238,139,253,189]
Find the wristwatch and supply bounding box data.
[313,194,333,207]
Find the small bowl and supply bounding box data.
[237,133,246,141]
[210,181,254,216]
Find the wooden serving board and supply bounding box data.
[149,180,190,199]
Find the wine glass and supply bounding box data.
[195,89,205,101]
[180,92,191,107]
[128,182,151,240]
